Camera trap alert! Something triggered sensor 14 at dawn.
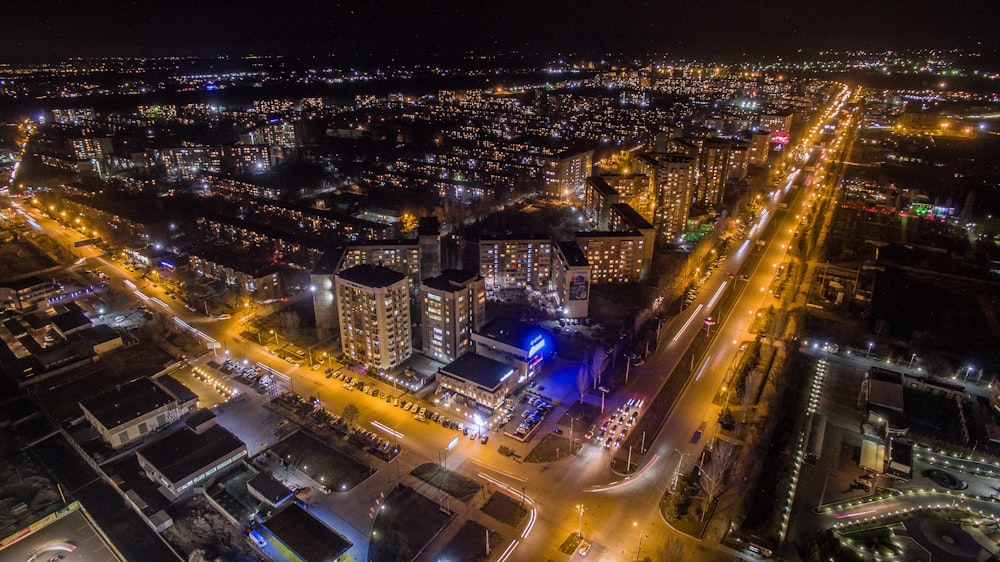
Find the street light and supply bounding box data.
[867,342,874,358]
[576,504,585,538]
[909,353,917,369]
[633,521,644,562]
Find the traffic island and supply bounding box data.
[437,520,505,562]
[659,471,712,539]
[412,463,482,502]
[481,492,528,527]
[558,532,584,555]
[525,434,579,463]
[368,485,452,562]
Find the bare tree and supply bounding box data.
[342,403,360,429]
[589,347,608,388]
[699,439,736,520]
[741,369,764,424]
[660,538,684,562]
[277,311,301,334]
[576,366,590,403]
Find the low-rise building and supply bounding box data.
[80,376,198,449]
[472,317,551,382]
[137,424,247,500]
[436,352,519,415]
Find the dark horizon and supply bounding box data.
[3,0,998,64]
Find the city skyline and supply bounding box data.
[2,0,998,63]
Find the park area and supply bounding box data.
[269,431,373,492]
[368,485,452,562]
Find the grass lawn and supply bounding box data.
[558,532,584,555]
[661,493,713,539]
[481,492,528,527]
[437,520,505,562]
[369,485,453,562]
[412,463,482,502]
[270,431,373,491]
[557,400,601,429]
[525,433,579,463]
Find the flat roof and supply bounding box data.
[77,324,120,344]
[138,425,245,485]
[247,472,293,505]
[312,247,346,276]
[475,317,546,352]
[263,503,352,562]
[421,269,481,292]
[80,378,175,430]
[335,264,407,288]
[610,203,653,230]
[576,229,642,239]
[51,309,91,333]
[555,240,589,266]
[585,176,618,196]
[480,233,552,242]
[439,352,516,391]
[155,374,197,404]
[868,367,905,412]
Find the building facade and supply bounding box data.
[335,264,412,372]
[420,269,486,363]
[575,231,646,284]
[479,235,552,292]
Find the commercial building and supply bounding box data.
[552,240,591,318]
[420,269,486,363]
[335,264,412,372]
[575,231,646,284]
[137,424,247,500]
[479,234,552,292]
[0,276,61,311]
[436,352,519,415]
[472,318,552,382]
[80,376,198,449]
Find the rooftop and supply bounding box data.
[247,471,293,506]
[51,309,92,333]
[610,203,653,230]
[80,378,175,430]
[335,264,407,288]
[156,374,198,404]
[480,233,552,243]
[439,352,516,391]
[421,269,481,293]
[576,229,643,239]
[585,176,618,197]
[263,503,352,562]
[138,425,246,485]
[554,240,589,267]
[475,317,548,353]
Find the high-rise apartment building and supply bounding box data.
[420,269,486,363]
[746,130,770,166]
[545,149,594,202]
[636,153,695,243]
[479,235,552,292]
[695,138,732,208]
[575,231,645,284]
[336,264,412,372]
[759,111,793,137]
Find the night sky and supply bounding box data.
[2,0,997,62]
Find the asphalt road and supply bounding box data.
[13,88,854,562]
